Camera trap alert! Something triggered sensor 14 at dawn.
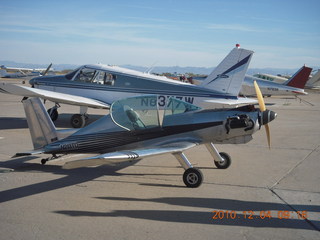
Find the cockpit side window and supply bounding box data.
[164,98,201,116]
[92,72,116,85]
[73,68,117,85]
[162,97,201,127]
[73,68,96,83]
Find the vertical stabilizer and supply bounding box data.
[307,70,320,86]
[23,98,58,149]
[284,66,312,89]
[200,46,254,96]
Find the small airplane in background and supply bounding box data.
[305,69,320,89]
[0,45,257,128]
[241,65,312,97]
[14,82,276,188]
[0,64,52,78]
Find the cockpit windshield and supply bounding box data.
[111,95,201,131]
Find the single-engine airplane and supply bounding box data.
[0,45,256,128]
[0,64,52,78]
[240,65,312,96]
[14,81,276,188]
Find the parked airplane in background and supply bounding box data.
[14,86,276,188]
[0,45,257,128]
[241,65,312,96]
[0,64,52,78]
[305,69,320,89]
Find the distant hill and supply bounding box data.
[1,60,318,76]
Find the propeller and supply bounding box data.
[253,80,276,149]
[42,63,52,76]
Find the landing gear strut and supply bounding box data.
[205,143,232,169]
[173,152,204,188]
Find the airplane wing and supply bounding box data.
[0,83,110,109]
[203,97,257,105]
[63,141,199,169]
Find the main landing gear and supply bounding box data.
[173,143,232,188]
[173,152,203,188]
[48,105,89,128]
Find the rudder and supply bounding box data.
[200,46,254,96]
[23,98,58,150]
[284,65,312,89]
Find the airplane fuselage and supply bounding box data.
[43,105,262,155]
[241,76,306,96]
[29,65,237,109]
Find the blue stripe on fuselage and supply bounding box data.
[34,80,237,99]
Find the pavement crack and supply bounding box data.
[269,188,320,232]
[270,145,320,189]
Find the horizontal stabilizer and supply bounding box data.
[12,149,45,158]
[63,141,198,169]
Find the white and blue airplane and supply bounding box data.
[0,45,256,128]
[240,65,312,97]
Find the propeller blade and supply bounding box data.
[253,80,266,111]
[265,124,271,149]
[43,63,52,76]
[254,80,272,149]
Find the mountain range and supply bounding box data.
[1,60,318,77]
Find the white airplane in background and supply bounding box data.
[0,45,257,128]
[0,64,52,78]
[241,65,312,96]
[305,69,320,89]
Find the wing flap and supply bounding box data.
[0,83,110,109]
[63,141,198,169]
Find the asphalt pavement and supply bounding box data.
[1,79,319,239]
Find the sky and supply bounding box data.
[0,0,319,69]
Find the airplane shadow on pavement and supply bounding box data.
[0,157,140,203]
[54,196,320,231]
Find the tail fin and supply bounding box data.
[200,46,254,96]
[23,98,58,150]
[306,69,320,86]
[283,65,312,89]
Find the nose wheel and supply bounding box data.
[214,152,231,169]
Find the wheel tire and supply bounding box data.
[183,168,203,188]
[47,108,58,122]
[214,152,231,169]
[70,114,86,128]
